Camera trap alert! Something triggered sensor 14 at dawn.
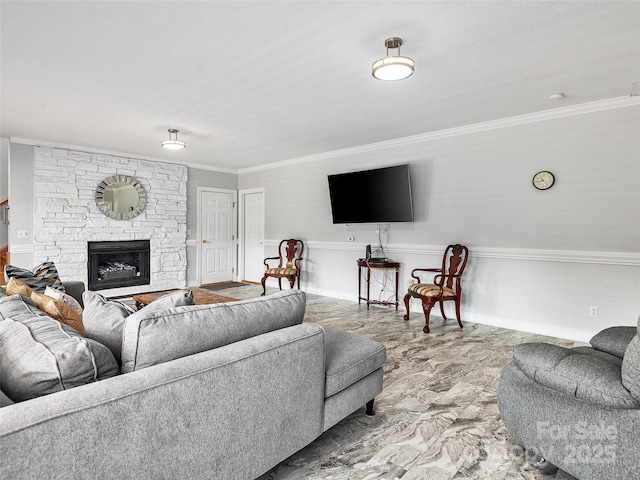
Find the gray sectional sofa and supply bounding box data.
[498,318,640,480]
[0,288,386,479]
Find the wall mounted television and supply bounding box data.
[328,164,414,224]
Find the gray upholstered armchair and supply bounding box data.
[498,318,640,480]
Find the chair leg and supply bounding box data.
[278,278,282,290]
[438,299,447,320]
[455,298,464,329]
[421,300,434,334]
[403,294,411,320]
[260,276,267,296]
[288,275,295,289]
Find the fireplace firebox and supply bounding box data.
[87,240,150,291]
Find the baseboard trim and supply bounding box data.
[303,285,595,342]
[460,311,594,343]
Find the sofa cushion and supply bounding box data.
[0,307,118,402]
[82,290,136,363]
[121,289,306,373]
[513,342,639,409]
[0,293,46,320]
[323,326,387,397]
[621,316,640,400]
[4,279,84,333]
[590,326,638,359]
[4,261,65,292]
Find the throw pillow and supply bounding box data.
[4,261,65,292]
[82,290,136,363]
[30,291,85,335]
[141,289,195,312]
[6,277,34,297]
[121,289,306,373]
[0,314,118,402]
[45,286,83,316]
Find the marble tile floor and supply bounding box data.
[150,284,583,480]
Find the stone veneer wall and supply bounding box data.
[33,147,187,295]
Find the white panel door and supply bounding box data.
[242,191,265,282]
[200,190,234,284]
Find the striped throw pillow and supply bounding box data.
[4,261,65,293]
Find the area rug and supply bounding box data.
[200,282,250,291]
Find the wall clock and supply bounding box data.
[532,171,555,190]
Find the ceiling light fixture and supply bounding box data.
[547,92,565,101]
[161,129,186,150]
[372,37,415,81]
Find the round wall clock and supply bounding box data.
[532,171,555,190]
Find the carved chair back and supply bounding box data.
[441,244,469,291]
[277,239,304,269]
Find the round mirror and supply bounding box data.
[95,175,146,220]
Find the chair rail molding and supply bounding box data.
[264,240,640,267]
[9,244,35,254]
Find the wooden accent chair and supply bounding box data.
[261,239,304,296]
[403,244,469,333]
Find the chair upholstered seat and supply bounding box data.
[265,267,298,276]
[408,283,455,298]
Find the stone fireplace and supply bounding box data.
[87,240,151,291]
[32,147,188,296]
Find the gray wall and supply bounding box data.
[240,106,640,252]
[0,138,8,245]
[6,142,33,266]
[238,105,640,340]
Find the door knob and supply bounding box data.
[202,239,208,244]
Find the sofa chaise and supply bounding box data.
[0,287,386,479]
[498,317,640,480]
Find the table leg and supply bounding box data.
[394,267,399,310]
[366,266,371,309]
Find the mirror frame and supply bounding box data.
[95,175,147,220]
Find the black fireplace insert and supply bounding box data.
[87,240,150,290]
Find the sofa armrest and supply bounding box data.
[512,342,640,409]
[1,323,326,480]
[61,280,85,307]
[590,326,638,359]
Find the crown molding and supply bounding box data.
[240,96,640,174]
[9,137,237,175]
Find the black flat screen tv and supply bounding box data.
[328,164,414,224]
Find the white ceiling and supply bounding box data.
[2,1,639,173]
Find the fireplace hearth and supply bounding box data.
[88,240,150,291]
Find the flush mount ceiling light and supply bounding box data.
[161,129,186,150]
[372,37,415,81]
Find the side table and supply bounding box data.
[357,259,400,309]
